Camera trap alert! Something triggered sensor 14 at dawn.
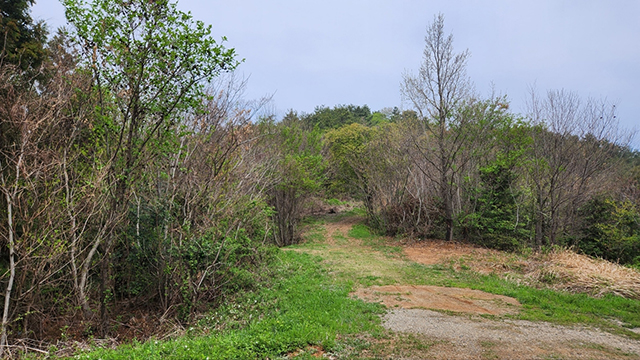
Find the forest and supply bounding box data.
[1,0,639,357]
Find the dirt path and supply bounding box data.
[322,215,362,245]
[300,215,640,359]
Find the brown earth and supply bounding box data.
[403,240,499,266]
[300,215,640,359]
[353,284,520,315]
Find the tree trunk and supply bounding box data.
[1,175,17,356]
[0,145,26,355]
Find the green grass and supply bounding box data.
[364,332,440,359]
[324,207,366,223]
[325,220,640,338]
[73,251,385,359]
[348,224,403,257]
[347,223,373,240]
[326,198,346,206]
[398,261,640,337]
[72,214,640,359]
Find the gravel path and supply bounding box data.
[383,308,640,359]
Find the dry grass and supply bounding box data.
[527,249,640,300]
[405,241,640,300]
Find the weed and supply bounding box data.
[73,251,385,359]
[343,207,367,217]
[574,342,637,357]
[348,224,403,258]
[331,231,350,245]
[75,214,640,359]
[348,224,373,240]
[366,332,439,358]
[326,198,346,206]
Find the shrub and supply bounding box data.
[577,197,640,264]
[378,197,440,239]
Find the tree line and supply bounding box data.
[0,2,638,355]
[322,15,639,261]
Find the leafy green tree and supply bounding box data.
[467,161,530,250]
[266,112,325,246]
[63,0,239,332]
[325,122,415,233]
[303,104,372,130]
[461,116,533,249]
[577,197,640,264]
[324,123,377,195]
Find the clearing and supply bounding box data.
[290,213,640,359]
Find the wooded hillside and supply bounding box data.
[0,1,638,356]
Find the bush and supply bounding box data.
[112,197,276,322]
[577,197,640,264]
[378,197,440,239]
[463,162,531,251]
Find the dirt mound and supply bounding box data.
[404,240,498,266]
[353,285,520,315]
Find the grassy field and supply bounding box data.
[70,213,640,359]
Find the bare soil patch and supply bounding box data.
[287,345,325,358]
[354,285,520,315]
[404,240,498,266]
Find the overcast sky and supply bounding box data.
[32,0,639,147]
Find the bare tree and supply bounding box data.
[0,61,75,355]
[402,13,472,241]
[526,89,630,246]
[133,73,275,315]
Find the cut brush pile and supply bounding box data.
[528,249,640,300]
[404,242,640,300]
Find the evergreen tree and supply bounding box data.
[0,0,48,72]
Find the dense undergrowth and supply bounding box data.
[71,250,384,359]
[29,213,636,359]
